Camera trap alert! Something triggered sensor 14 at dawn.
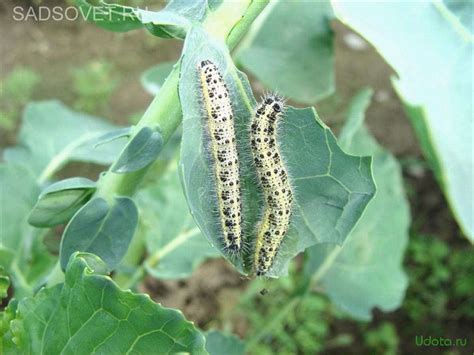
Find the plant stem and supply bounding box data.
[226,0,269,49]
[45,261,64,288]
[10,262,33,299]
[118,227,201,289]
[289,245,343,298]
[231,247,337,352]
[96,67,182,200]
[242,246,342,350]
[120,266,146,291]
[310,245,342,289]
[147,227,200,267]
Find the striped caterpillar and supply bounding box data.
[250,95,293,276]
[198,60,243,253]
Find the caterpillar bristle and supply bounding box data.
[198,60,243,255]
[250,94,293,277]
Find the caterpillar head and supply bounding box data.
[257,94,286,121]
[200,59,213,68]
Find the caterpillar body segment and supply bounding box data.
[198,60,243,253]
[250,95,293,276]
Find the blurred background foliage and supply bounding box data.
[0,0,472,354]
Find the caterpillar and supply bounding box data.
[250,94,293,276]
[198,60,243,253]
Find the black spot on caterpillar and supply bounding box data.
[198,60,243,253]
[250,94,293,276]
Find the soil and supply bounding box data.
[139,259,247,329]
[0,0,181,146]
[1,1,471,354]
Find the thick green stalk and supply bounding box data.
[96,67,181,199]
[226,0,269,49]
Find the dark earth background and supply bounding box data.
[1,1,472,354]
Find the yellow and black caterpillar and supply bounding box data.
[250,95,293,276]
[198,60,243,253]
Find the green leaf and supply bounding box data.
[141,61,176,96]
[205,330,245,355]
[304,89,410,320]
[0,164,39,264]
[12,253,207,354]
[137,161,219,279]
[333,2,473,241]
[272,107,375,276]
[0,165,55,297]
[76,0,208,39]
[23,236,58,291]
[38,177,96,196]
[93,127,131,148]
[28,177,96,228]
[4,101,125,180]
[1,102,123,297]
[0,164,56,297]
[236,0,334,103]
[112,127,164,173]
[0,268,9,299]
[1,299,18,354]
[60,197,138,271]
[178,26,375,277]
[0,277,9,299]
[0,251,14,274]
[76,0,143,32]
